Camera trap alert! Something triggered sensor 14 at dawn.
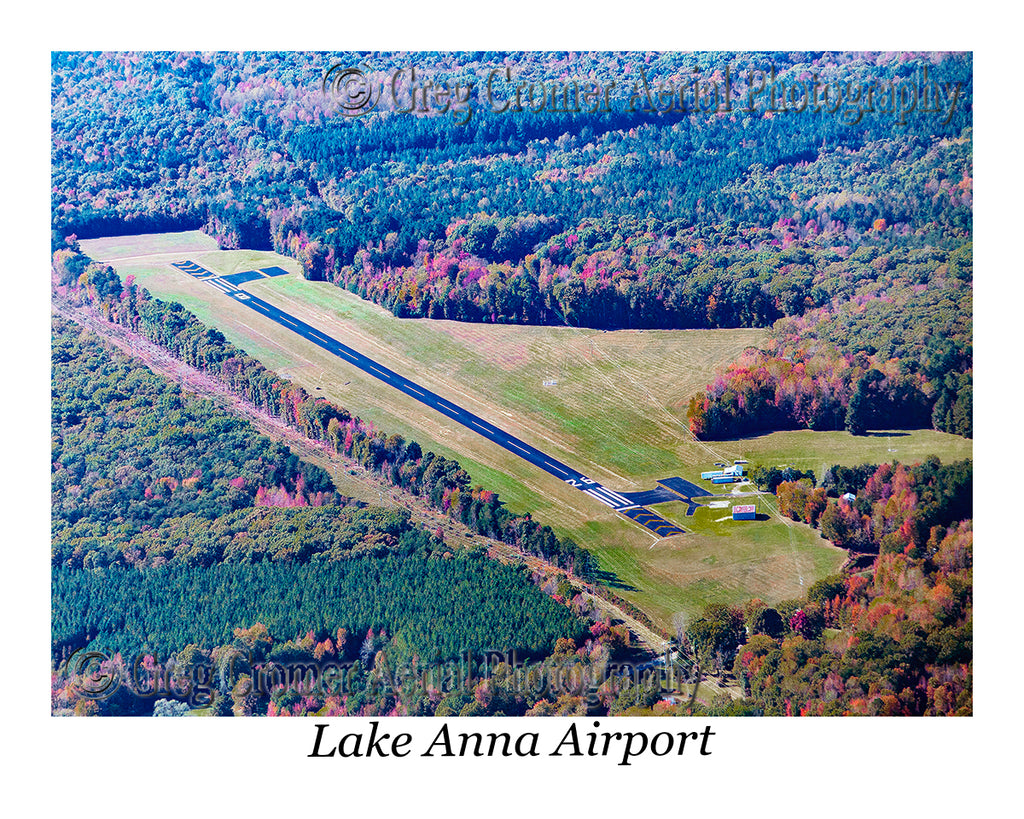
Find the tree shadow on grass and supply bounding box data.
[590,568,639,592]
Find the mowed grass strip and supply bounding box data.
[727,428,973,476]
[647,500,848,615]
[78,232,969,627]
[79,230,221,260]
[243,272,767,488]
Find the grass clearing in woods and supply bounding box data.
[79,231,970,628]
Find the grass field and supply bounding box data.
[79,231,973,628]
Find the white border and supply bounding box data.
[13,3,1016,814]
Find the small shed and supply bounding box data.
[732,504,756,520]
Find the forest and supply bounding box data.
[52,51,972,257]
[685,240,971,439]
[52,316,607,716]
[51,51,972,440]
[51,51,973,716]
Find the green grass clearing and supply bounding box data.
[78,231,969,628]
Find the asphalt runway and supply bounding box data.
[175,261,693,538]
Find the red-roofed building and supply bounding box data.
[732,505,756,520]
